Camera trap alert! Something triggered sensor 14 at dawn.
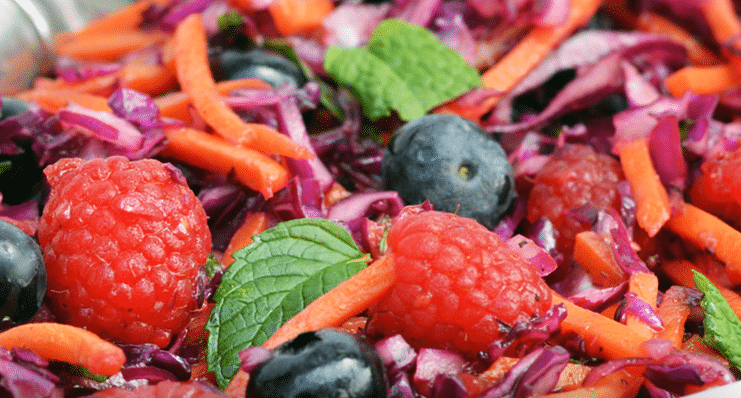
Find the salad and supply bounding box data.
[2,0,741,397]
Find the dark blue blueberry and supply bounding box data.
[0,220,46,326]
[0,97,42,205]
[382,114,516,229]
[247,329,387,398]
[214,48,307,88]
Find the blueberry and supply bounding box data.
[1,97,29,119]
[247,329,387,398]
[0,97,42,205]
[382,114,516,229]
[213,48,307,88]
[0,221,46,325]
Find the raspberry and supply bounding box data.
[366,210,552,354]
[689,148,741,229]
[527,144,624,257]
[38,157,211,348]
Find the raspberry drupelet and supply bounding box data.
[366,210,552,354]
[38,157,211,348]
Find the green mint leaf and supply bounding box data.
[206,218,369,388]
[324,18,483,121]
[218,11,243,33]
[693,270,741,370]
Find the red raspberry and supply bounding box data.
[366,210,552,354]
[527,144,624,257]
[38,157,211,348]
[689,148,741,229]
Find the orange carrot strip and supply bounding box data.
[262,253,396,349]
[551,292,648,360]
[700,0,741,73]
[655,285,692,349]
[573,231,627,287]
[154,79,270,123]
[603,2,721,67]
[161,127,289,199]
[118,62,178,97]
[324,181,352,209]
[664,64,738,97]
[224,254,397,398]
[17,89,111,113]
[435,0,602,121]
[222,212,269,267]
[665,203,741,284]
[625,272,659,339]
[32,74,118,97]
[661,259,741,320]
[539,369,643,398]
[173,14,312,159]
[618,137,671,237]
[57,30,168,62]
[0,323,125,376]
[268,0,335,36]
[54,0,168,45]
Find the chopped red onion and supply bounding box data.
[532,0,570,26]
[413,348,466,397]
[388,371,415,398]
[389,0,442,27]
[58,104,145,151]
[374,334,417,375]
[327,191,404,222]
[238,346,272,374]
[619,291,664,332]
[489,303,567,359]
[322,3,391,49]
[582,357,652,386]
[506,234,558,277]
[649,115,688,190]
[621,61,660,107]
[433,7,477,65]
[479,346,570,398]
[568,281,628,312]
[431,373,468,398]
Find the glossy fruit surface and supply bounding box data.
[0,97,41,205]
[214,48,307,87]
[0,220,46,325]
[382,114,515,229]
[689,147,741,229]
[247,328,387,398]
[366,210,552,354]
[38,156,211,347]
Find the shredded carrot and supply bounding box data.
[118,62,178,97]
[32,74,119,97]
[54,0,168,46]
[57,30,168,62]
[661,259,741,320]
[573,231,627,287]
[324,182,352,209]
[665,203,741,285]
[154,78,270,123]
[337,316,368,335]
[161,127,289,199]
[603,2,721,67]
[222,212,269,267]
[173,14,313,159]
[618,137,671,237]
[664,64,738,97]
[17,89,111,113]
[0,323,125,376]
[268,0,335,36]
[625,272,659,339]
[655,285,692,349]
[551,292,648,360]
[539,368,643,398]
[262,253,396,349]
[699,0,741,73]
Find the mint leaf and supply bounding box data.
[693,270,741,370]
[324,18,483,121]
[206,218,369,388]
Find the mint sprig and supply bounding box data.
[206,218,369,388]
[693,270,741,370]
[324,18,483,121]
